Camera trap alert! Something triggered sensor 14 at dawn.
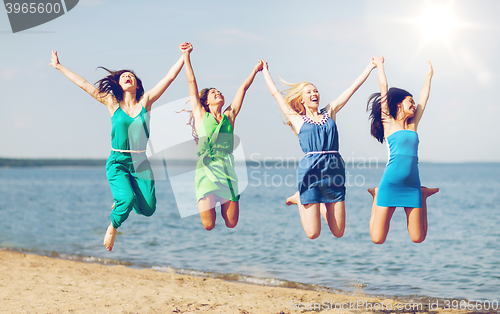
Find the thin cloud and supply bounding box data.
[201,28,266,45]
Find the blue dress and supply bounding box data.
[376,130,422,208]
[297,109,346,205]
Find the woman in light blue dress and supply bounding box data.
[367,56,438,244]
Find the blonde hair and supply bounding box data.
[281,80,312,135]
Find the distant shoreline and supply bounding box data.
[1,157,498,168]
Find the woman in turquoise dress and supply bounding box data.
[180,42,263,230]
[262,58,377,239]
[50,48,185,251]
[366,56,438,244]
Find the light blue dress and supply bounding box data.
[376,130,422,208]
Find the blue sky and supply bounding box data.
[1,0,499,162]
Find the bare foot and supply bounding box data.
[103,224,117,251]
[285,191,300,206]
[367,187,378,198]
[421,186,439,199]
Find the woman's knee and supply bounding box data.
[141,199,157,217]
[370,232,387,244]
[224,216,238,228]
[304,228,320,239]
[333,228,345,238]
[202,220,216,231]
[410,232,426,243]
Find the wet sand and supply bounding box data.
[0,250,472,313]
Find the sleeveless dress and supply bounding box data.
[105,105,156,229]
[376,130,422,208]
[195,112,239,202]
[297,109,346,205]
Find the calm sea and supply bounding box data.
[0,162,499,302]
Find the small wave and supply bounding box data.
[152,265,343,293]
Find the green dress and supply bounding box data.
[195,112,239,202]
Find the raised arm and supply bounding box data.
[410,61,433,128]
[326,59,377,119]
[181,43,205,130]
[142,54,184,111]
[49,50,112,106]
[373,56,389,117]
[261,60,299,121]
[224,60,264,123]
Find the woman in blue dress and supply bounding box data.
[262,58,377,239]
[367,56,438,244]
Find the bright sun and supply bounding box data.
[412,0,464,44]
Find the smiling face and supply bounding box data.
[118,72,137,92]
[400,96,416,118]
[205,88,225,107]
[300,84,320,109]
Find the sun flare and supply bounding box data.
[412,1,464,44]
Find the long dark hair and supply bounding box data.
[367,87,412,143]
[183,87,215,144]
[95,67,144,102]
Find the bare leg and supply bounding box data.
[298,202,322,239]
[404,186,439,243]
[198,195,216,231]
[320,201,345,238]
[103,224,117,251]
[367,188,396,244]
[220,199,239,228]
[286,191,300,206]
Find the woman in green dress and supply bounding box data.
[180,42,263,230]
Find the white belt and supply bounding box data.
[307,150,339,155]
[111,148,146,154]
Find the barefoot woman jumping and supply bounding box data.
[367,56,438,244]
[50,48,184,251]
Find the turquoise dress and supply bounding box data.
[105,105,156,229]
[297,109,346,205]
[195,112,239,202]
[376,130,422,208]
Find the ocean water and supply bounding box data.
[0,162,499,302]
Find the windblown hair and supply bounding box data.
[366,87,413,143]
[198,87,214,114]
[281,80,311,135]
[184,87,216,145]
[95,67,144,102]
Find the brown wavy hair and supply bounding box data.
[182,87,215,144]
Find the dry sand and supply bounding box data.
[0,250,473,313]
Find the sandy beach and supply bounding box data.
[0,250,476,314]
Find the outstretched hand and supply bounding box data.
[427,60,433,77]
[179,42,193,54]
[372,55,384,68]
[49,50,60,69]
